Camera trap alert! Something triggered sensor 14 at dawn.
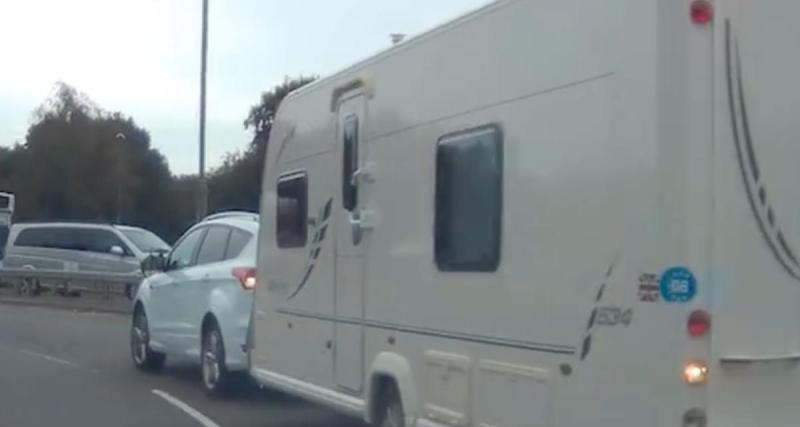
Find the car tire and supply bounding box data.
[130,309,166,371]
[376,381,405,427]
[202,322,235,395]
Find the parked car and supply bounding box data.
[1,222,170,297]
[3,222,170,274]
[130,212,258,394]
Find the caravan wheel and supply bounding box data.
[376,382,405,427]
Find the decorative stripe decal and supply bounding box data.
[580,260,615,361]
[288,198,334,300]
[778,233,799,265]
[276,308,576,355]
[287,265,316,300]
[725,19,800,281]
[595,283,606,303]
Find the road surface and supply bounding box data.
[0,303,364,427]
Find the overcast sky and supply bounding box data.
[0,0,488,174]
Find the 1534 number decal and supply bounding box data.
[596,307,633,327]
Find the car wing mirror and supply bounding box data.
[140,253,167,276]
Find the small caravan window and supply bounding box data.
[435,125,502,272]
[277,171,308,248]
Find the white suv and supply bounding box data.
[130,212,258,393]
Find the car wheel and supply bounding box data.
[202,323,232,395]
[376,382,405,427]
[130,309,166,371]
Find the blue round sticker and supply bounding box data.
[659,267,697,303]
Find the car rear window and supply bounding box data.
[226,228,251,259]
[195,226,231,265]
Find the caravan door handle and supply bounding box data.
[350,162,376,185]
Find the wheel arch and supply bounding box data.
[132,277,154,313]
[133,300,145,316]
[201,312,220,339]
[365,352,418,424]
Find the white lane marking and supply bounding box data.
[17,348,100,373]
[152,389,221,427]
[19,348,78,368]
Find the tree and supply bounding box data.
[208,76,316,213]
[0,145,18,189]
[243,75,317,151]
[4,82,183,241]
[0,76,320,244]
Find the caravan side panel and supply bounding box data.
[253,0,718,426]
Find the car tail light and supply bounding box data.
[690,0,713,25]
[688,310,711,337]
[232,267,257,290]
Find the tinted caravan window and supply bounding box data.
[435,125,503,272]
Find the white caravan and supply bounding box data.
[251,1,800,426]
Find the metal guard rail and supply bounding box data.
[0,268,143,310]
[0,268,141,283]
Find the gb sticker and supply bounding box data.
[659,266,697,303]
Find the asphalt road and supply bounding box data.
[0,303,364,427]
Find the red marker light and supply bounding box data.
[690,0,713,25]
[688,310,711,337]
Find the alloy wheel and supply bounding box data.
[131,314,148,365]
[202,331,222,390]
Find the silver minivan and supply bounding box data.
[2,222,170,274]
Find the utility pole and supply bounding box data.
[197,0,209,221]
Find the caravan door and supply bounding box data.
[334,92,369,392]
[713,1,800,425]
